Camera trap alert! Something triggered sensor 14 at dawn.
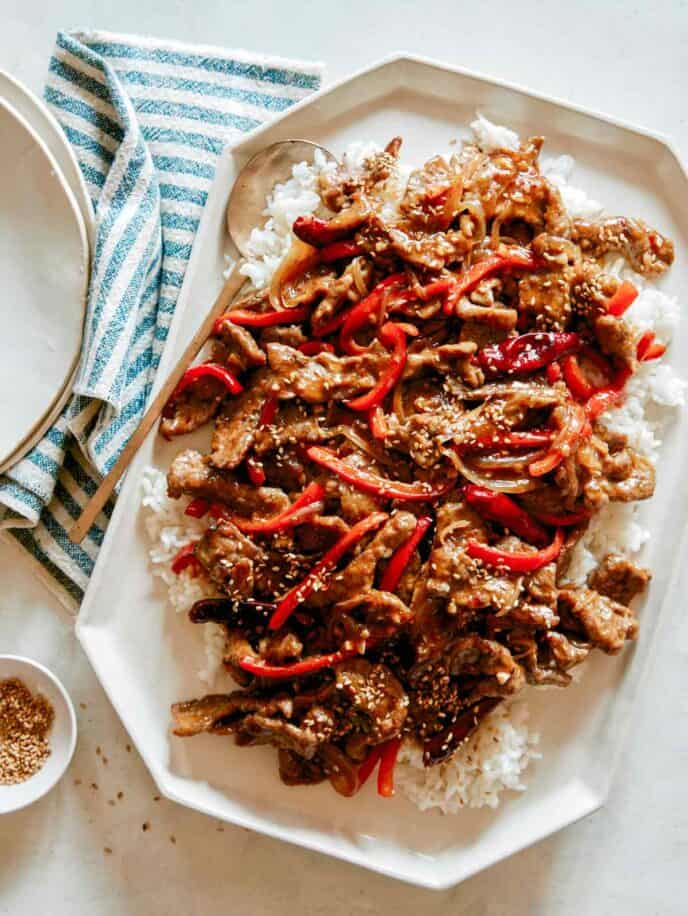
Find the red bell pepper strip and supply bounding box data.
[443,248,540,316]
[636,330,666,362]
[214,305,310,331]
[529,402,590,477]
[462,485,549,547]
[466,527,565,573]
[232,482,326,534]
[184,498,210,518]
[346,322,417,412]
[379,516,433,592]
[171,542,202,576]
[306,446,454,502]
[546,362,562,384]
[320,241,363,263]
[561,354,596,401]
[357,746,384,788]
[377,737,402,797]
[456,430,552,454]
[531,508,591,527]
[268,512,388,630]
[368,405,389,441]
[339,274,407,355]
[606,281,638,317]
[246,456,266,486]
[237,647,356,680]
[297,341,335,356]
[585,386,625,422]
[171,362,243,400]
[478,332,581,376]
[258,394,279,427]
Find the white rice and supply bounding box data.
[145,115,684,812]
[141,467,225,685]
[396,701,540,813]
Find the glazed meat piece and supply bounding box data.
[334,659,409,744]
[445,635,526,703]
[195,522,309,600]
[307,511,417,607]
[558,587,639,654]
[593,313,639,367]
[211,373,273,469]
[171,691,294,737]
[588,554,650,605]
[266,342,388,403]
[572,217,674,276]
[159,375,226,439]
[330,590,413,642]
[278,748,327,786]
[167,449,289,516]
[213,320,267,373]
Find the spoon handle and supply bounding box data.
[69,265,246,544]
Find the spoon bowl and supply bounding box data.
[227,139,337,257]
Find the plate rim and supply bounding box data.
[0,68,96,246]
[0,95,90,469]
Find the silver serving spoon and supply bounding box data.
[70,139,337,543]
[227,139,337,257]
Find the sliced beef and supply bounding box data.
[159,376,226,439]
[278,748,327,785]
[588,554,650,605]
[266,342,388,403]
[167,449,289,516]
[307,511,416,608]
[195,521,309,600]
[210,373,273,469]
[334,659,408,743]
[213,321,266,373]
[330,590,413,642]
[593,313,638,367]
[444,635,526,703]
[558,587,639,654]
[572,217,674,277]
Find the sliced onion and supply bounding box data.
[337,426,396,469]
[269,237,320,311]
[470,449,546,472]
[446,447,542,494]
[461,198,486,247]
[392,382,407,422]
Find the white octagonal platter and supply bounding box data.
[76,55,688,889]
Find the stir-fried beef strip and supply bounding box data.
[164,132,669,794]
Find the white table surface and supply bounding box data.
[1,1,687,912]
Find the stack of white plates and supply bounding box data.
[0,71,92,474]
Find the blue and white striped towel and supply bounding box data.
[0,31,322,612]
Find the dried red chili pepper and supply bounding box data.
[478,332,581,377]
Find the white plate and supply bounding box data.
[0,655,78,814]
[0,98,89,470]
[0,69,95,247]
[76,55,688,888]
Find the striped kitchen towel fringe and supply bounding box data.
[0,30,322,612]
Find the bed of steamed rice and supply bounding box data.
[143,115,685,812]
